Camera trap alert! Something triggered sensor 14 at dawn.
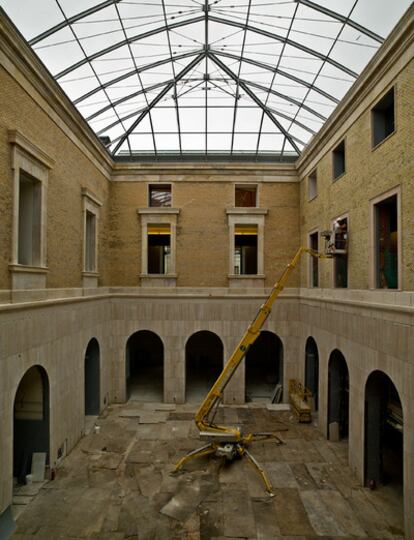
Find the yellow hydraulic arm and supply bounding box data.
[174,247,329,494]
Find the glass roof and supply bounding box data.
[1,0,411,160]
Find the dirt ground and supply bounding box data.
[11,401,404,539]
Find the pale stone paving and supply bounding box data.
[11,402,404,539]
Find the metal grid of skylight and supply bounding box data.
[1,0,411,159]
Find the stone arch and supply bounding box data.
[84,338,100,416]
[328,349,349,440]
[364,370,403,493]
[13,365,50,484]
[126,330,164,401]
[185,330,223,402]
[305,336,319,411]
[245,331,283,403]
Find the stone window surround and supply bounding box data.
[308,227,319,288]
[226,208,267,287]
[330,212,349,289]
[82,188,102,287]
[8,130,54,290]
[369,185,401,290]
[138,207,180,287]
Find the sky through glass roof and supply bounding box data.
[1,0,411,159]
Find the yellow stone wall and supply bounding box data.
[299,58,414,291]
[0,66,110,290]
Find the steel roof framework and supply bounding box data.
[2,0,391,159]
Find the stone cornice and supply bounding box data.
[8,130,55,169]
[296,4,414,177]
[0,9,113,179]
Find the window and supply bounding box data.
[372,87,395,147]
[235,185,257,207]
[149,184,171,207]
[18,171,41,266]
[9,130,52,289]
[82,188,101,281]
[332,140,345,180]
[148,224,171,274]
[333,217,348,288]
[309,231,319,287]
[374,194,398,289]
[85,211,96,272]
[308,170,317,200]
[234,225,258,275]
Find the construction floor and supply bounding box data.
[11,401,404,540]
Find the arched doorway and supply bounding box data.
[365,371,403,492]
[185,331,223,402]
[126,330,164,401]
[245,331,283,403]
[84,338,100,416]
[13,366,50,484]
[305,337,319,411]
[328,349,349,440]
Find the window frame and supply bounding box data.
[369,186,401,290]
[308,228,320,288]
[148,183,172,208]
[371,86,396,150]
[234,183,259,208]
[82,188,102,277]
[308,169,317,201]
[330,212,349,289]
[332,139,346,181]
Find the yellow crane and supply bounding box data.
[173,246,330,495]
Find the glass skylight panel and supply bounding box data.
[1,0,408,158]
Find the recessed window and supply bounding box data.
[18,171,41,266]
[372,87,395,147]
[234,225,257,275]
[333,217,348,288]
[309,231,318,287]
[332,140,345,180]
[148,224,171,274]
[85,211,96,272]
[235,185,257,207]
[308,170,317,200]
[149,184,171,207]
[374,194,398,289]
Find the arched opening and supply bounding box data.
[185,331,223,402]
[305,337,319,411]
[13,366,50,484]
[126,330,164,401]
[328,349,349,440]
[84,338,100,416]
[245,331,283,403]
[365,371,403,493]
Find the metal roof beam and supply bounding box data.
[208,14,358,78]
[29,0,122,46]
[213,49,339,104]
[74,50,201,105]
[209,53,302,153]
[294,0,383,43]
[54,15,205,80]
[241,79,327,121]
[112,53,205,154]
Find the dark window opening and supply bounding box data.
[149,184,171,207]
[372,87,395,147]
[235,185,257,207]
[332,140,345,180]
[147,224,171,274]
[334,217,348,288]
[234,225,257,275]
[305,337,319,412]
[85,211,96,272]
[18,171,41,266]
[309,231,318,287]
[375,195,398,289]
[308,170,317,200]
